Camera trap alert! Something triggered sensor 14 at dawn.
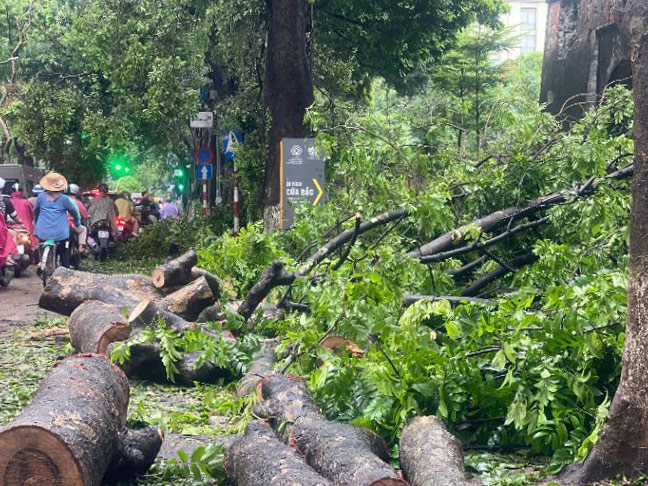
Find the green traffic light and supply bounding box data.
[115,164,122,171]
[124,167,130,173]
[178,184,184,191]
[81,133,87,140]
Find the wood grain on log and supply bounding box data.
[225,420,333,486]
[399,416,466,486]
[259,375,406,486]
[158,276,215,321]
[152,250,198,289]
[39,267,163,316]
[69,301,132,354]
[0,354,131,486]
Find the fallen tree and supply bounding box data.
[68,301,131,354]
[0,354,162,486]
[225,420,333,486]
[399,416,467,486]
[152,250,198,289]
[258,375,407,486]
[236,339,279,397]
[157,276,215,321]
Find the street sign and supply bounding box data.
[190,112,214,128]
[222,130,243,162]
[196,163,213,180]
[280,138,325,230]
[194,146,214,164]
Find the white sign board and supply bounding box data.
[190,112,214,128]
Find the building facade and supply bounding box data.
[539,0,631,117]
[495,0,550,63]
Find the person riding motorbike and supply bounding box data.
[114,191,139,239]
[28,184,44,207]
[10,182,35,238]
[87,183,118,236]
[67,183,88,254]
[0,178,24,226]
[0,179,17,284]
[33,172,81,269]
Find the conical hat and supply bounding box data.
[40,172,68,192]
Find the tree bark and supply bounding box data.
[39,267,164,316]
[196,303,223,323]
[399,416,467,486]
[158,276,215,321]
[0,354,159,486]
[104,426,164,482]
[258,375,406,486]
[128,298,197,334]
[237,261,296,321]
[561,4,648,483]
[69,301,132,354]
[237,339,279,397]
[190,266,220,297]
[263,0,314,229]
[225,420,333,486]
[460,253,538,297]
[151,250,198,289]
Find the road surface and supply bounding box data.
[0,268,60,333]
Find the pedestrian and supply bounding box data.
[160,199,179,220]
[33,172,81,269]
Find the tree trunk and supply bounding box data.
[399,416,466,486]
[258,375,406,486]
[104,426,165,482]
[158,276,215,321]
[191,266,220,297]
[69,301,132,354]
[237,339,279,397]
[562,3,648,483]
[238,261,295,321]
[197,303,223,323]
[0,354,159,486]
[263,0,314,229]
[128,298,197,334]
[39,267,164,316]
[151,250,198,289]
[225,420,333,486]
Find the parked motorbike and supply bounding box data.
[0,261,13,288]
[88,219,115,261]
[7,224,34,277]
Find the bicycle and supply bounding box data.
[39,239,69,287]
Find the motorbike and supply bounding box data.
[7,224,34,277]
[0,261,13,288]
[116,217,136,243]
[135,204,159,227]
[88,219,115,261]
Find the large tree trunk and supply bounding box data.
[151,250,198,289]
[399,416,466,486]
[0,354,161,486]
[237,339,279,397]
[258,375,406,486]
[69,301,132,354]
[39,267,164,315]
[225,420,333,486]
[263,0,314,230]
[563,3,648,483]
[158,276,215,321]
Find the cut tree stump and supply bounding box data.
[190,267,220,297]
[399,416,467,486]
[0,354,161,486]
[152,250,198,289]
[259,375,407,486]
[39,267,164,316]
[236,339,278,397]
[158,276,215,321]
[225,420,333,486]
[69,301,132,354]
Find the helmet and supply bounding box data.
[68,183,81,195]
[98,183,109,194]
[33,184,45,194]
[11,182,22,193]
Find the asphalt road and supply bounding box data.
[0,268,61,332]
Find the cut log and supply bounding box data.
[69,301,132,354]
[259,375,407,486]
[128,298,196,334]
[399,416,467,486]
[152,250,198,289]
[190,267,220,297]
[39,267,164,316]
[0,354,159,486]
[158,276,215,321]
[225,420,333,486]
[197,303,223,323]
[236,339,278,397]
[104,426,164,482]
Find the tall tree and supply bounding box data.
[564,1,648,483]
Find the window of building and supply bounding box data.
[520,7,537,54]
